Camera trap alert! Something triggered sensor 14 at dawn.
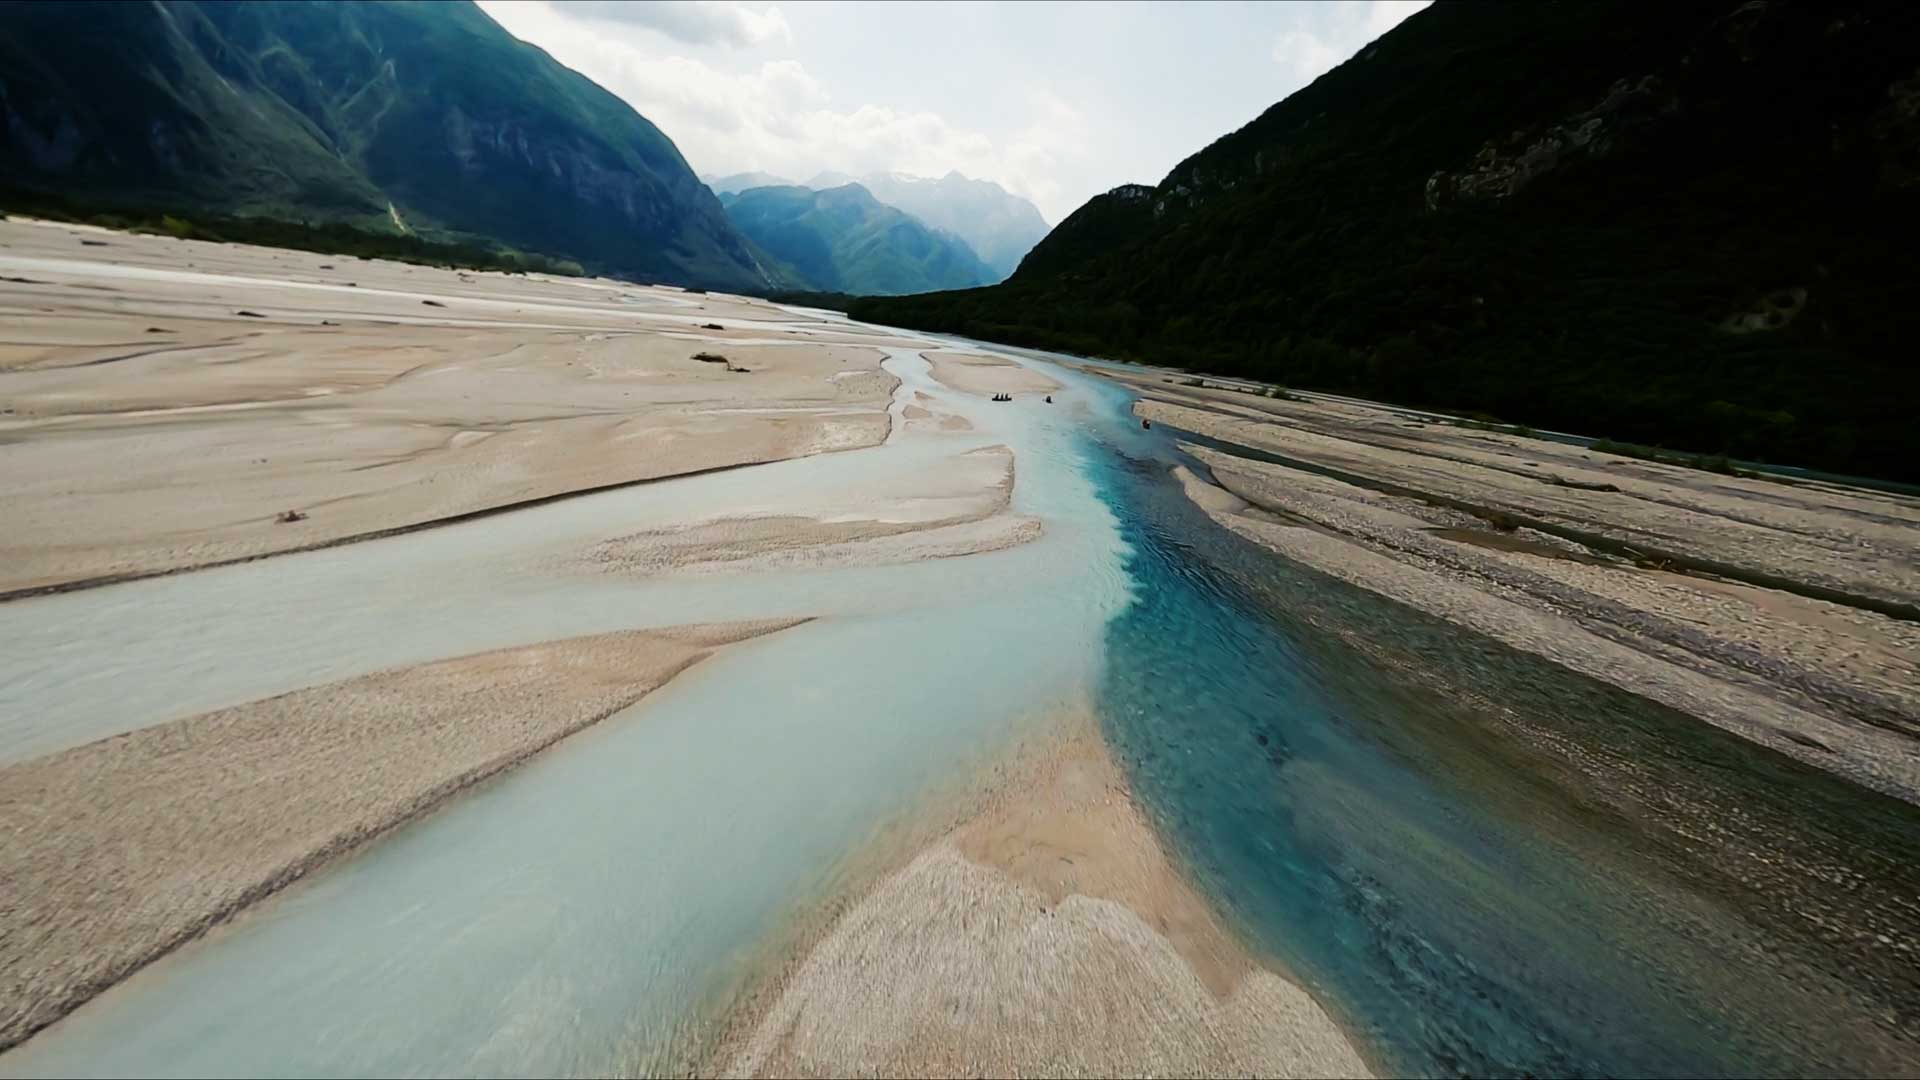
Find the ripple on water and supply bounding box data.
[1091,439,1920,1078]
[4,348,1914,1077]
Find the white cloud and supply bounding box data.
[1364,0,1428,36]
[1273,1,1427,86]
[477,1,1433,221]
[478,0,1080,216]
[1271,29,1341,85]
[556,1,789,49]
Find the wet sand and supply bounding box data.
[715,712,1371,1079]
[0,619,805,1051]
[926,349,1063,398]
[1101,372,1920,802]
[577,443,1038,576]
[901,390,974,432]
[0,219,898,596]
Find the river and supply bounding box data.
[2,343,1916,1077]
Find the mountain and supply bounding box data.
[807,171,1050,280]
[855,0,1920,482]
[721,183,997,296]
[0,0,788,290]
[706,168,1049,281]
[704,170,795,196]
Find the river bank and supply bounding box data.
[0,254,1163,1075]
[6,222,1920,1077]
[1079,366,1920,804]
[1086,433,1920,1076]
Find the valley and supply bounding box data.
[4,0,1919,1076]
[1,222,1916,1078]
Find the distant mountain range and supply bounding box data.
[706,172,801,197]
[858,0,1920,481]
[705,170,1051,281]
[0,0,1051,298]
[718,184,996,296]
[0,0,790,290]
[805,171,1050,280]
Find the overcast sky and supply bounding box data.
[476,0,1429,222]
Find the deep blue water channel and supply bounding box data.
[1083,428,1920,1078]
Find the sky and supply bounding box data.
[476,0,1429,223]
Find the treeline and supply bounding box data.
[0,188,585,277]
[853,192,1919,481]
[761,290,857,311]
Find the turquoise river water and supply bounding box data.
[1,344,1916,1077]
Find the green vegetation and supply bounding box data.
[721,184,996,296]
[1167,376,1304,402]
[762,291,857,311]
[1430,412,1539,439]
[0,0,785,290]
[0,188,584,276]
[1590,439,1755,479]
[854,0,1920,482]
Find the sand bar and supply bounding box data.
[900,390,973,432]
[716,712,1371,1078]
[578,443,1038,576]
[0,219,903,595]
[0,619,806,1050]
[1104,373,1920,802]
[926,349,1062,398]
[1128,381,1920,609]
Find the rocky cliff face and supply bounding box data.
[1426,76,1677,209]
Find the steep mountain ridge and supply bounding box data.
[707,168,1051,282]
[819,170,1050,280]
[0,0,787,289]
[857,0,1920,480]
[721,183,997,296]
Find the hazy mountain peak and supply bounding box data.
[802,169,857,190]
[721,182,995,296]
[807,169,1049,281]
[704,170,796,196]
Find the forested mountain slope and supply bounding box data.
[855,0,1920,479]
[0,0,788,289]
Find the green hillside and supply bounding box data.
[722,183,997,296]
[0,0,788,289]
[855,0,1920,481]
